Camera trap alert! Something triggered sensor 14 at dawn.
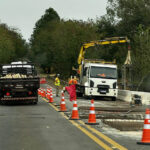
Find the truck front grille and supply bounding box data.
[97,85,109,94]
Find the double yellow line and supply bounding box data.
[42,97,127,150]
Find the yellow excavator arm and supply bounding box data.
[77,37,130,74]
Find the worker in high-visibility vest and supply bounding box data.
[73,76,78,85]
[55,74,60,97]
[68,76,78,85]
[68,76,73,85]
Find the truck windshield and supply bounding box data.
[90,66,117,79]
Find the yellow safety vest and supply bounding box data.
[55,77,60,86]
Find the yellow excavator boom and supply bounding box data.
[77,37,130,74]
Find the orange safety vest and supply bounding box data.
[69,79,77,85]
[73,79,77,84]
[69,79,73,85]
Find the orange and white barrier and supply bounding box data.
[70,100,79,120]
[48,91,54,103]
[85,99,99,125]
[59,92,67,112]
[137,108,150,145]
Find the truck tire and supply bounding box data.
[33,101,37,104]
[112,97,116,101]
[33,98,38,104]
[76,92,83,97]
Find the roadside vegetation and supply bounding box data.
[0,24,28,64]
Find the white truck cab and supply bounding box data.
[78,61,118,100]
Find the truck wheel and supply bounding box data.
[83,92,90,99]
[112,97,116,101]
[34,102,37,104]
[76,92,83,97]
[32,100,38,104]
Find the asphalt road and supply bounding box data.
[0,84,149,150]
[0,97,104,150]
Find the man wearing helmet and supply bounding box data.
[55,74,60,97]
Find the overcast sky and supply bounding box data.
[0,0,107,41]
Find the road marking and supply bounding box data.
[69,120,113,150]
[42,98,59,111]
[42,98,68,119]
[78,120,128,150]
[42,98,48,103]
[41,97,126,150]
[49,103,59,111]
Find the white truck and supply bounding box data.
[76,37,130,100]
[77,60,118,100]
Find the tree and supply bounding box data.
[106,0,150,37]
[0,23,28,64]
[132,26,150,89]
[30,7,60,43]
[30,8,100,78]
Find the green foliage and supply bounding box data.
[96,15,117,37]
[30,8,100,78]
[31,7,60,43]
[132,26,150,84]
[0,24,27,64]
[106,0,150,36]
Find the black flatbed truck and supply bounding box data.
[0,62,40,104]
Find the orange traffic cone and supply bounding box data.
[47,92,50,100]
[43,90,46,97]
[59,92,67,112]
[137,108,150,145]
[47,88,50,94]
[41,89,44,97]
[46,88,50,99]
[70,100,79,120]
[85,99,99,125]
[49,92,54,103]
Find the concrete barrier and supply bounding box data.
[118,90,150,105]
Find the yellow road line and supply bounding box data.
[49,103,59,111]
[78,120,128,150]
[43,98,59,111]
[43,98,127,150]
[43,98,48,103]
[42,97,127,150]
[42,98,68,119]
[42,97,112,150]
[69,120,113,150]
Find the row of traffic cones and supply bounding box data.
[41,88,150,144]
[39,87,150,146]
[38,88,54,103]
[38,88,98,124]
[60,91,98,124]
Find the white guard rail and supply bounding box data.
[118,90,150,105]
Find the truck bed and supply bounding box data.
[0,77,40,102]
